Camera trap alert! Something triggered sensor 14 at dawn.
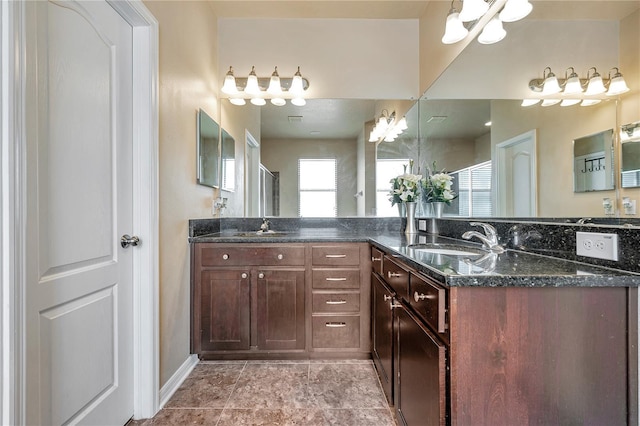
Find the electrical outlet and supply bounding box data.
[576,231,618,261]
[418,219,427,231]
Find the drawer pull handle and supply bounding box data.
[325,254,347,258]
[325,322,347,328]
[277,254,283,260]
[241,273,248,279]
[325,277,347,281]
[383,294,392,302]
[387,271,402,279]
[414,291,435,302]
[372,256,382,262]
[258,273,265,279]
[326,300,347,305]
[222,254,229,260]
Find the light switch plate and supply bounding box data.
[576,231,618,261]
[418,219,427,231]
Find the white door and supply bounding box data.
[495,130,537,217]
[25,1,135,424]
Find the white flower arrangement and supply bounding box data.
[422,161,457,205]
[389,161,422,205]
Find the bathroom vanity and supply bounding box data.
[189,217,639,425]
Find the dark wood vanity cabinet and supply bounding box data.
[192,242,370,359]
[192,243,306,356]
[371,244,633,426]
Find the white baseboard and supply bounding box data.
[158,354,199,409]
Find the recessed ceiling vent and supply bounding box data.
[288,115,303,123]
[427,116,448,123]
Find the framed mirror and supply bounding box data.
[621,121,640,188]
[196,109,220,188]
[573,129,615,193]
[221,129,235,192]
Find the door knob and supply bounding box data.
[120,234,140,249]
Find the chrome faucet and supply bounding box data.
[260,218,271,232]
[462,222,505,253]
[576,217,592,225]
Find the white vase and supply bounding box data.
[404,202,417,234]
[431,201,445,218]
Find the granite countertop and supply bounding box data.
[189,227,640,288]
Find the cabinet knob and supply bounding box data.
[387,271,402,279]
[414,291,435,302]
[222,254,229,260]
[258,272,265,279]
[383,294,392,302]
[241,273,248,279]
[372,256,381,262]
[389,300,402,310]
[277,254,283,260]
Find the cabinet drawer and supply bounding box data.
[371,247,384,276]
[312,268,360,289]
[312,315,360,348]
[312,292,360,313]
[382,255,409,298]
[200,245,305,266]
[409,273,448,339]
[312,245,360,266]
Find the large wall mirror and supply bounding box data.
[196,109,220,188]
[221,0,638,220]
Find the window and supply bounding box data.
[376,159,410,216]
[298,159,337,217]
[450,161,492,217]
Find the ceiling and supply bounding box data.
[214,1,638,141]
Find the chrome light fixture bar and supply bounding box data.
[525,66,631,108]
[368,110,408,143]
[221,66,310,107]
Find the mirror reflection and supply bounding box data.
[196,109,220,188]
[573,129,615,193]
[221,129,235,192]
[621,121,640,188]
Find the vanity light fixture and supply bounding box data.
[368,110,407,143]
[221,65,310,107]
[441,0,532,45]
[525,66,631,108]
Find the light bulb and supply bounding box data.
[477,17,506,44]
[244,66,261,96]
[459,0,489,22]
[441,11,469,44]
[221,67,238,95]
[289,66,304,97]
[291,97,306,106]
[499,0,533,22]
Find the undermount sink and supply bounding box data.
[232,231,290,237]
[408,244,486,257]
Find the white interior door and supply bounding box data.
[495,130,537,217]
[25,1,135,424]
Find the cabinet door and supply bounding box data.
[257,269,305,350]
[372,273,395,404]
[396,304,447,426]
[200,269,250,351]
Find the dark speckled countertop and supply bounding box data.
[189,218,640,288]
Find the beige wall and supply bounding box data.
[261,138,358,217]
[143,0,219,387]
[218,18,420,100]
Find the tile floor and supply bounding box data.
[129,360,397,426]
